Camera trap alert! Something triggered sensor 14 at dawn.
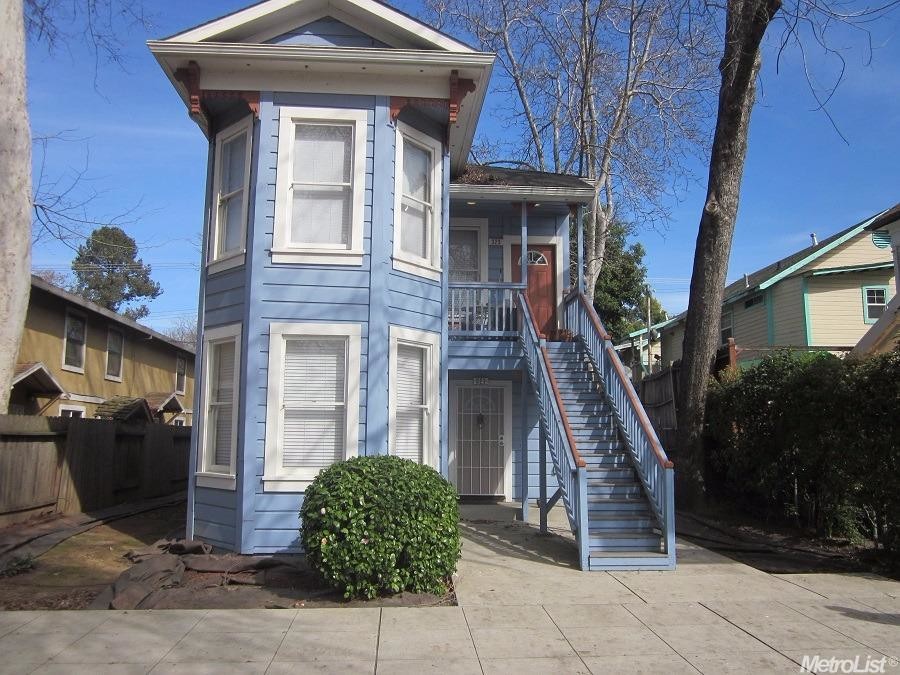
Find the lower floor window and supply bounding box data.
[863,286,888,323]
[264,322,361,490]
[197,323,241,488]
[389,326,440,468]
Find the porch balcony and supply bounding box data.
[448,282,526,340]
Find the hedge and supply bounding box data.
[705,347,900,559]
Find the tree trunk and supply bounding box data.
[0,0,32,413]
[675,0,781,506]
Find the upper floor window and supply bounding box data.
[264,322,361,491]
[210,116,253,272]
[863,286,888,324]
[273,107,367,265]
[175,354,187,394]
[197,324,241,490]
[393,122,443,280]
[720,310,734,345]
[105,329,124,382]
[63,311,86,373]
[744,294,765,309]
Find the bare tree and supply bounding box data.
[0,0,152,413]
[33,268,70,288]
[675,0,899,504]
[0,0,32,413]
[429,0,718,293]
[162,316,198,352]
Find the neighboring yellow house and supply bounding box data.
[854,204,900,355]
[635,206,897,368]
[10,276,195,423]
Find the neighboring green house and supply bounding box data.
[633,206,897,368]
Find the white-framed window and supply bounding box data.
[862,286,889,324]
[393,122,443,280]
[720,310,734,345]
[272,107,368,265]
[209,116,253,273]
[448,220,488,283]
[197,324,241,490]
[59,404,86,418]
[173,417,186,427]
[389,326,440,469]
[62,310,87,374]
[175,354,187,395]
[105,329,124,382]
[264,322,361,491]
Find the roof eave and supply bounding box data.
[449,183,595,204]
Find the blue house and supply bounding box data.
[149,0,675,571]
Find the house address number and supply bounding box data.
[473,377,489,385]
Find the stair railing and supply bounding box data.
[517,292,590,569]
[564,290,676,559]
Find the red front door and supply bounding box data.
[512,244,557,336]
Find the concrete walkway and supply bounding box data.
[0,504,898,674]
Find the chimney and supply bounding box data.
[810,233,818,247]
[743,273,749,289]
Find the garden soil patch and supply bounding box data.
[0,503,453,610]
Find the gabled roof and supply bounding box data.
[163,0,476,52]
[722,209,888,303]
[12,362,66,396]
[30,276,195,356]
[94,396,155,422]
[866,202,900,231]
[144,392,185,413]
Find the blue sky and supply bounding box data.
[26,1,900,331]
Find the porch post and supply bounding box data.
[519,372,529,522]
[520,201,528,286]
[575,203,585,294]
[539,421,548,533]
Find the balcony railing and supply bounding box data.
[448,282,525,339]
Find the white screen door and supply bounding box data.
[453,385,508,497]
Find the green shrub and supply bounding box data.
[300,455,460,599]
[705,347,900,559]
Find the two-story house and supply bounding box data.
[632,210,897,369]
[12,276,195,424]
[151,0,674,570]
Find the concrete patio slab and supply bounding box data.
[374,658,480,674]
[481,656,591,674]
[376,627,478,661]
[275,629,377,662]
[469,626,574,660]
[581,653,697,674]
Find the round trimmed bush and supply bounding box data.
[300,455,460,599]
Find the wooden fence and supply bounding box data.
[639,365,679,453]
[0,415,190,527]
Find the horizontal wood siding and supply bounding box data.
[660,324,684,367]
[771,276,806,346]
[194,487,237,549]
[204,267,246,328]
[730,300,768,348]
[808,232,894,270]
[266,17,388,48]
[807,271,896,346]
[240,92,377,553]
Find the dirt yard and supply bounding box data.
[0,504,453,610]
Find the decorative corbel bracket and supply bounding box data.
[174,60,260,124]
[449,70,476,125]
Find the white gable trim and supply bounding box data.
[166,0,475,53]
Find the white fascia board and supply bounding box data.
[449,184,596,203]
[165,0,475,53]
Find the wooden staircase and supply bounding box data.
[546,342,669,569]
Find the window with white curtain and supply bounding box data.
[210,117,252,272]
[393,122,443,280]
[197,324,241,489]
[389,326,439,468]
[105,329,124,381]
[264,322,361,491]
[449,229,480,282]
[273,107,367,265]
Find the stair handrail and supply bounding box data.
[517,292,590,568]
[564,290,675,559]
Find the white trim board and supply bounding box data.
[448,380,513,501]
[501,234,566,329]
